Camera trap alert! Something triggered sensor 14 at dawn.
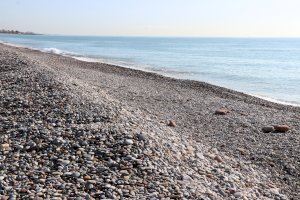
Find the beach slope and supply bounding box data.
[0,43,299,199]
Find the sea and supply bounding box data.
[1,34,300,106]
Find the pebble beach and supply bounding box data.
[0,43,299,199]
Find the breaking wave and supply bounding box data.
[42,47,78,56]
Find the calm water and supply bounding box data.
[1,34,300,106]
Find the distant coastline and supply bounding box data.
[0,29,41,35]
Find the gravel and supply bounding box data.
[1,43,299,199]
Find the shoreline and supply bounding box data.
[1,43,300,198]
[0,41,299,108]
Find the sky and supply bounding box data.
[1,0,300,37]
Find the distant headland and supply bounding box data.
[0,29,41,35]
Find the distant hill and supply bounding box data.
[0,29,40,35]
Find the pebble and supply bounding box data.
[262,126,275,133]
[234,192,243,198]
[167,120,176,127]
[59,159,70,165]
[72,172,81,178]
[0,143,10,151]
[64,172,73,176]
[215,108,230,115]
[196,152,205,159]
[86,183,94,190]
[83,175,91,181]
[214,155,223,163]
[87,180,96,184]
[136,133,146,141]
[124,139,134,145]
[228,187,236,194]
[274,125,290,132]
[237,148,246,155]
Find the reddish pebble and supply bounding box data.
[168,120,176,127]
[206,174,213,179]
[83,175,91,180]
[214,155,223,163]
[228,188,236,194]
[274,125,290,132]
[215,108,230,115]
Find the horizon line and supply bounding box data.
[11,33,300,39]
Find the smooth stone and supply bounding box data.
[83,175,91,181]
[72,172,81,178]
[214,155,223,163]
[228,188,236,194]
[124,139,134,145]
[136,133,146,141]
[167,120,176,127]
[77,179,85,183]
[262,126,275,133]
[196,152,205,159]
[237,148,246,155]
[86,183,94,189]
[274,125,290,132]
[64,172,73,176]
[119,170,129,175]
[0,143,10,150]
[39,179,46,183]
[215,108,230,115]
[87,180,96,184]
[59,159,70,165]
[52,172,63,176]
[234,192,243,198]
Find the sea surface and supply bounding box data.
[1,34,300,106]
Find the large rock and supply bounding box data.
[274,125,290,132]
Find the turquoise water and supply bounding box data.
[1,34,300,105]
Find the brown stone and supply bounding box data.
[167,120,176,127]
[215,108,230,115]
[0,143,9,151]
[83,175,91,181]
[206,174,213,179]
[274,125,290,132]
[214,155,223,163]
[19,188,28,193]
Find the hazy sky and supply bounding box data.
[1,0,300,37]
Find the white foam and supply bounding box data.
[43,47,64,54]
[72,56,154,72]
[42,47,78,56]
[0,41,77,57]
[0,41,27,48]
[73,56,102,63]
[251,94,300,107]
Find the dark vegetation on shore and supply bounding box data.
[0,29,40,35]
